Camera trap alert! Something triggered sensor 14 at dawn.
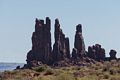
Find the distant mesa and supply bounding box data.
[23,17,118,68]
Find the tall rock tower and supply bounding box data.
[26,17,52,66]
[72,24,86,59]
[52,19,70,62]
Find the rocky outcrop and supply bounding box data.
[25,17,119,68]
[87,44,106,61]
[26,17,71,67]
[72,24,86,59]
[109,49,117,60]
[52,19,70,62]
[26,17,52,66]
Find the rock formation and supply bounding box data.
[72,24,86,59]
[87,44,106,61]
[26,17,52,67]
[72,48,78,59]
[52,19,70,62]
[25,17,118,68]
[109,49,117,60]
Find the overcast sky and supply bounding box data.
[0,0,120,63]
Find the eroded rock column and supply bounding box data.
[52,19,70,62]
[26,17,52,66]
[72,24,86,59]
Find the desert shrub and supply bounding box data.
[110,75,120,80]
[104,61,111,68]
[110,70,114,75]
[61,67,71,71]
[117,70,120,74]
[52,69,62,76]
[78,75,98,80]
[55,73,75,80]
[109,68,117,75]
[44,68,54,75]
[33,76,54,80]
[102,67,108,72]
[110,60,117,64]
[110,77,118,80]
[4,70,15,74]
[72,66,81,71]
[73,71,85,78]
[95,62,103,67]
[33,66,47,72]
[103,73,109,79]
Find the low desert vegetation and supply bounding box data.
[0,60,120,80]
